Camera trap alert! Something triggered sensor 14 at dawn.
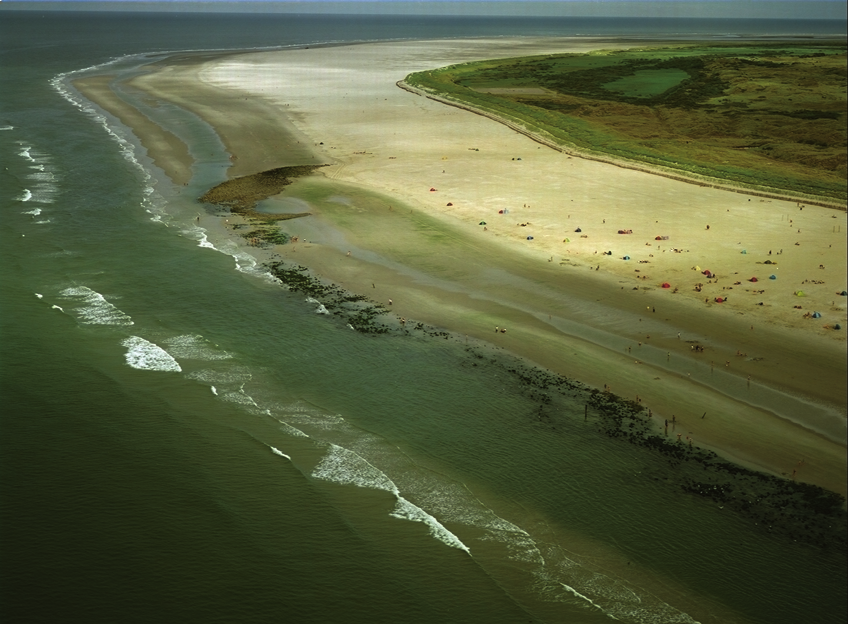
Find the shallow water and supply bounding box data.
[1,11,846,624]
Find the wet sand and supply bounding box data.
[71,38,847,497]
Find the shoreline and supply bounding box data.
[67,37,847,498]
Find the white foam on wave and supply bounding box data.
[35,293,43,299]
[210,385,218,396]
[163,334,233,360]
[17,190,32,202]
[59,286,134,326]
[390,496,471,553]
[270,446,291,460]
[0,125,13,131]
[23,207,41,216]
[18,145,35,162]
[197,232,217,249]
[120,336,181,372]
[312,444,470,553]
[279,422,310,438]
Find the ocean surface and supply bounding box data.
[1,11,846,624]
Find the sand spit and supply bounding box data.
[72,38,847,498]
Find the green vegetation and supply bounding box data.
[603,69,690,98]
[405,43,847,202]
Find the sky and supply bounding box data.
[1,0,846,19]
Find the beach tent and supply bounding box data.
[429,187,437,192]
[526,236,534,240]
[447,202,453,206]
[622,255,630,260]
[498,209,503,213]
[812,311,822,318]
[840,290,847,296]
[575,228,582,232]
[770,275,777,280]
[715,297,725,303]
[479,221,487,225]
[795,290,806,297]
[661,282,671,289]
[563,238,570,243]
[835,324,842,330]
[749,277,758,282]
[695,265,701,271]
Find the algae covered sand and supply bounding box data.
[405,42,847,203]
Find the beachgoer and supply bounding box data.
[388,299,392,305]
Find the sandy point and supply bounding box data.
[96,37,846,495]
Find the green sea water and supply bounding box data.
[1,11,846,624]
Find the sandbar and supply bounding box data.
[72,38,847,497]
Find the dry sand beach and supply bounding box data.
[73,38,847,497]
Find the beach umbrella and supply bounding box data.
[623,255,630,260]
[812,311,822,318]
[769,275,777,280]
[715,297,725,303]
[749,277,758,282]
[526,236,534,240]
[655,236,662,240]
[695,265,701,271]
[661,282,671,289]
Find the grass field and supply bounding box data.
[404,43,847,203]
